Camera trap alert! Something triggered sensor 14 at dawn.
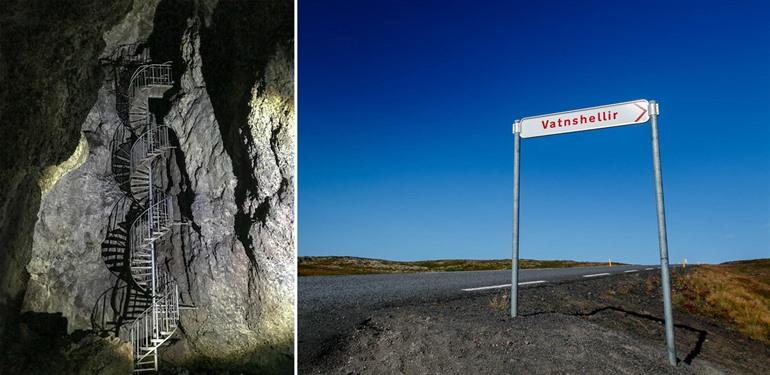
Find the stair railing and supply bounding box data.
[129,193,174,259]
[123,268,180,371]
[130,124,172,173]
[126,63,172,106]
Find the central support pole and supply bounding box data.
[511,121,521,317]
[149,157,159,342]
[649,100,677,365]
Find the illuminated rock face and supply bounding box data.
[157,20,295,371]
[22,81,126,331]
[0,0,294,373]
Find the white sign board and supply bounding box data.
[519,99,650,138]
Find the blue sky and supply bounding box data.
[298,0,770,264]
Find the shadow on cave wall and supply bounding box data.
[146,0,192,99]
[145,0,201,235]
[198,0,293,266]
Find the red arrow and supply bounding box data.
[633,103,648,122]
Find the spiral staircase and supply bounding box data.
[96,61,182,372]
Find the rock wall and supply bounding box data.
[22,81,125,330]
[1,0,294,373]
[19,0,163,336]
[0,0,134,344]
[157,17,294,371]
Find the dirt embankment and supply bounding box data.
[302,268,770,374]
[299,256,611,276]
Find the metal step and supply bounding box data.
[131,99,148,109]
[143,84,173,98]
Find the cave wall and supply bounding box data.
[22,80,125,330]
[0,0,133,343]
[1,0,295,373]
[191,0,296,370]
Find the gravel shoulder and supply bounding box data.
[299,269,770,374]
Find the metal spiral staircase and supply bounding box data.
[97,62,182,372]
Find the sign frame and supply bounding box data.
[510,99,677,366]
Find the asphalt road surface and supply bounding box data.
[299,264,658,314]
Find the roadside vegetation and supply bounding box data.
[298,256,612,276]
[673,259,770,345]
[488,290,510,311]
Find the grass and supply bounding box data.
[489,290,510,311]
[672,259,770,345]
[298,256,615,276]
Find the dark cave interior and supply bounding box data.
[0,0,294,373]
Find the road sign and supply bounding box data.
[511,99,677,366]
[519,99,650,138]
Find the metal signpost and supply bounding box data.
[511,99,677,366]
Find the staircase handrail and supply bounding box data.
[129,124,173,173]
[109,124,137,193]
[126,62,173,106]
[122,272,179,363]
[129,192,174,255]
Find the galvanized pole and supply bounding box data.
[649,100,677,365]
[149,162,158,341]
[511,121,521,317]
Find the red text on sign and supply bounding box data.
[541,111,619,130]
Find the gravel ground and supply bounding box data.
[300,269,770,374]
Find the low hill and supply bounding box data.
[298,256,614,276]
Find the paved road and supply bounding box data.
[299,264,658,314]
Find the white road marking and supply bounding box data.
[462,284,510,291]
[519,280,547,286]
[624,269,638,273]
[461,280,546,292]
[583,273,610,278]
